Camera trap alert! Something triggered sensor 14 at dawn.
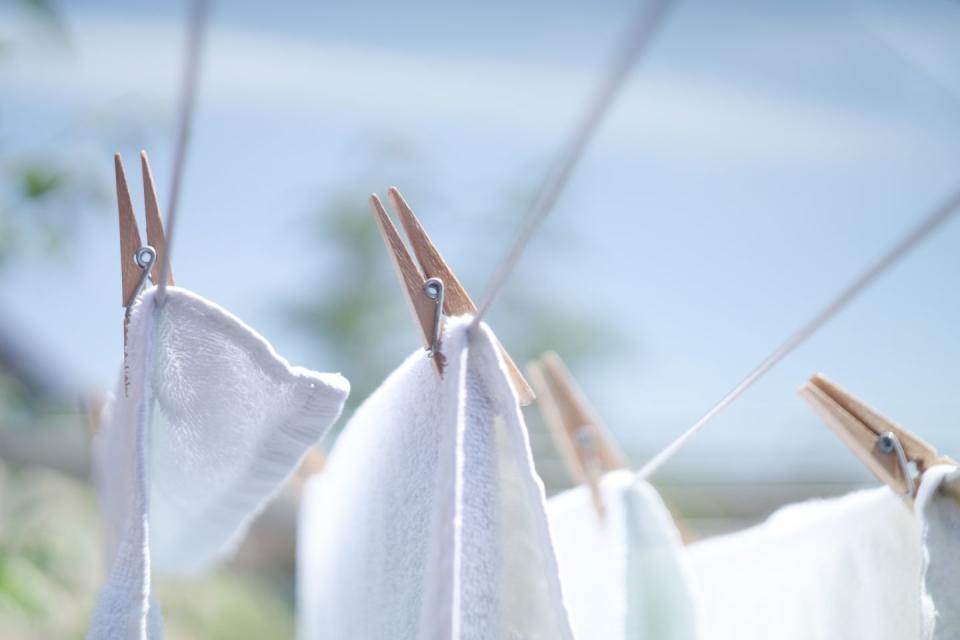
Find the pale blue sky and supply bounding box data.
[2,0,959,489]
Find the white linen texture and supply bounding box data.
[688,466,960,640]
[297,315,574,640]
[88,286,349,639]
[547,470,701,640]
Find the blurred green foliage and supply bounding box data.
[0,462,99,638]
[286,190,405,411]
[0,157,106,266]
[0,458,298,639]
[19,163,66,200]
[0,2,102,267]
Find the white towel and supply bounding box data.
[547,470,701,640]
[89,286,349,639]
[297,315,574,640]
[915,465,960,640]
[688,467,960,640]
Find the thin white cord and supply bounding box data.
[156,0,212,303]
[636,186,960,480]
[472,0,674,326]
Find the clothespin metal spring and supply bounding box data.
[878,431,916,500]
[132,246,158,304]
[423,277,444,358]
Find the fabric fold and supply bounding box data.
[547,470,701,640]
[89,286,349,639]
[297,315,574,640]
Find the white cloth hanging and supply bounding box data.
[688,466,960,640]
[547,470,701,640]
[297,315,574,640]
[915,465,960,640]
[88,286,349,639]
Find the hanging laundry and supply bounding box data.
[916,465,960,640]
[547,470,701,640]
[88,286,349,639]
[297,315,573,640]
[688,466,960,640]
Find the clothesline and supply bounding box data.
[156,0,211,303]
[637,185,960,479]
[473,0,674,324]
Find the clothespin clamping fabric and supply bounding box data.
[116,151,174,350]
[369,186,534,405]
[801,373,956,504]
[527,352,628,518]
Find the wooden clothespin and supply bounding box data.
[800,373,955,503]
[116,151,175,388]
[117,151,174,308]
[527,351,628,518]
[370,187,534,405]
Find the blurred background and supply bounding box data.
[2,0,960,636]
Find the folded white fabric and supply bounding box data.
[297,315,573,640]
[689,467,960,640]
[547,470,701,640]
[89,286,349,639]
